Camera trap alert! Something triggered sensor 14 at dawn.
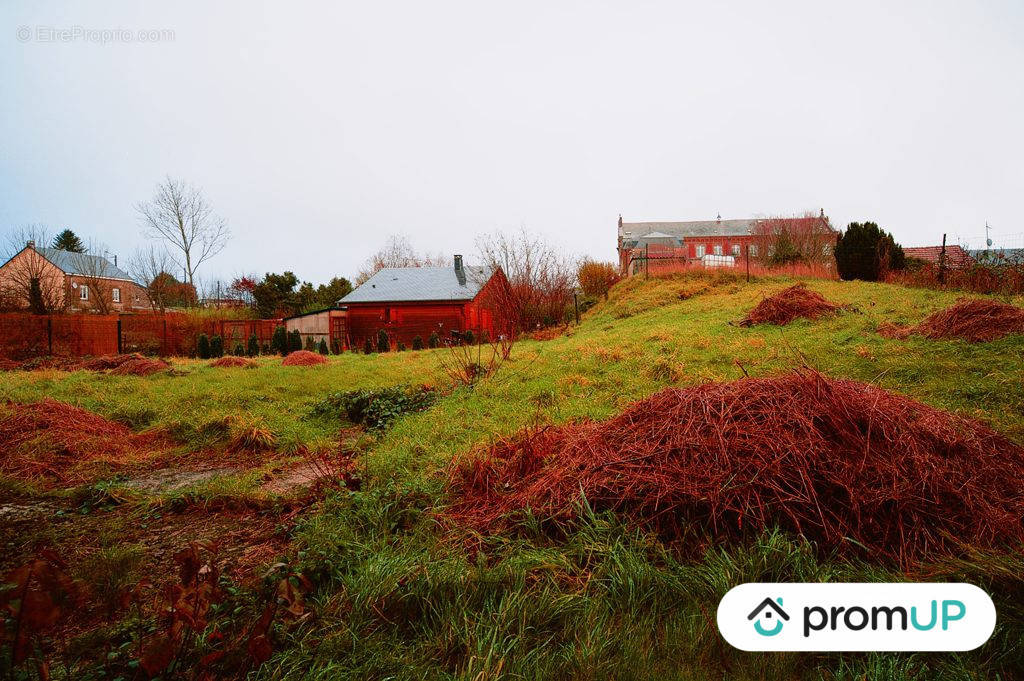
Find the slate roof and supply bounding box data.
[36,247,135,281]
[340,266,493,304]
[903,245,974,268]
[621,219,758,244]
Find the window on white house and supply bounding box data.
[112,287,120,303]
[80,285,89,301]
[713,244,723,256]
[695,244,706,257]
[731,244,741,256]
[749,245,759,257]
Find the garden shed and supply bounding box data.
[283,307,348,351]
[338,255,510,349]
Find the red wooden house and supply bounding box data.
[339,255,510,349]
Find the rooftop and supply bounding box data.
[340,264,493,304]
[36,246,134,281]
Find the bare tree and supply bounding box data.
[475,228,575,331]
[136,177,230,291]
[0,225,65,313]
[356,234,446,285]
[128,246,176,313]
[752,212,837,267]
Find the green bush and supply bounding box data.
[271,325,288,356]
[288,329,303,353]
[397,341,407,352]
[210,335,224,358]
[480,330,490,345]
[376,329,390,353]
[428,331,440,349]
[412,335,424,350]
[196,333,211,359]
[363,337,374,354]
[305,335,316,351]
[331,339,342,355]
[318,338,329,355]
[835,221,906,281]
[233,342,245,356]
[247,333,259,357]
[463,329,475,345]
[312,384,437,431]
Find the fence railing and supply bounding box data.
[0,312,282,360]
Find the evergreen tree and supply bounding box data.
[288,329,303,353]
[271,325,288,355]
[197,333,211,359]
[363,337,374,354]
[835,222,906,281]
[318,338,329,355]
[233,342,245,356]
[376,329,390,353]
[412,336,424,351]
[428,331,440,349]
[210,335,224,358]
[247,333,259,357]
[463,329,475,345]
[51,229,86,253]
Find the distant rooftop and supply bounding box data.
[340,264,493,304]
[35,246,134,281]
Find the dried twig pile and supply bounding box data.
[209,356,257,369]
[0,399,164,483]
[738,283,845,326]
[80,353,146,371]
[109,357,170,376]
[881,298,1024,343]
[446,371,1024,565]
[282,350,328,366]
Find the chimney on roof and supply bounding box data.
[114,254,118,267]
[454,254,466,285]
[27,240,35,250]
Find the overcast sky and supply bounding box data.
[2,1,1023,286]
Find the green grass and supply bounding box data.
[3,272,1023,680]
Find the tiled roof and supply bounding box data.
[904,245,974,268]
[36,247,134,281]
[340,265,493,304]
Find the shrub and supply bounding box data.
[412,335,424,350]
[312,384,437,431]
[288,329,303,353]
[318,338,329,355]
[376,329,390,353]
[577,259,621,299]
[428,331,440,349]
[397,341,407,352]
[835,221,906,281]
[363,337,374,354]
[233,342,245,356]
[247,333,259,357]
[210,335,224,358]
[196,333,211,359]
[271,325,288,356]
[304,335,316,351]
[463,329,475,345]
[331,339,342,355]
[480,330,490,345]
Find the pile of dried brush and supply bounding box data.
[738,283,846,326]
[881,298,1024,343]
[446,370,1024,565]
[80,353,147,371]
[282,350,328,366]
[109,357,170,376]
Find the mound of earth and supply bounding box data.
[446,370,1024,565]
[282,350,327,366]
[738,283,845,326]
[881,298,1024,343]
[80,353,147,371]
[109,357,170,376]
[209,356,257,368]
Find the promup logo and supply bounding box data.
[718,583,996,651]
[748,597,789,636]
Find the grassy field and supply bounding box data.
[2,271,1023,680]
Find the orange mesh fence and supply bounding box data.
[0,313,283,360]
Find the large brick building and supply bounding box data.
[0,241,148,313]
[617,212,835,273]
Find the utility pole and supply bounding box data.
[938,233,947,285]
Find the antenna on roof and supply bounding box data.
[716,213,721,222]
[985,221,992,250]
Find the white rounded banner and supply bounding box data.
[717,582,996,651]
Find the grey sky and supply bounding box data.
[3,0,1023,286]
